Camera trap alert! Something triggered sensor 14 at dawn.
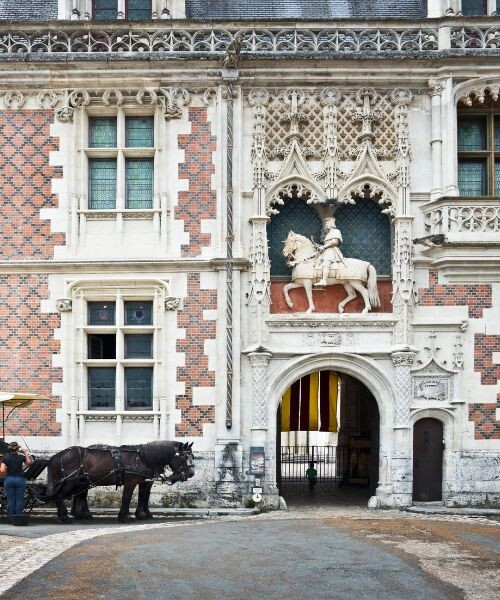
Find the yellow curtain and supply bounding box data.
[309,371,319,430]
[328,371,339,432]
[281,386,291,432]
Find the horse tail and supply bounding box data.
[367,264,381,307]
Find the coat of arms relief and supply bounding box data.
[247,85,415,343]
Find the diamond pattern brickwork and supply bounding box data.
[176,107,217,257]
[0,274,61,436]
[176,273,216,436]
[0,110,64,259]
[469,396,500,440]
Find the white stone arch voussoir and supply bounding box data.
[265,175,326,216]
[265,353,395,470]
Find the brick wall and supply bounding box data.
[474,334,500,386]
[469,396,500,440]
[0,110,64,259]
[176,107,216,257]
[0,274,61,436]
[175,273,216,436]
[418,270,492,319]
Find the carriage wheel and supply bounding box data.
[24,486,38,513]
[0,488,6,517]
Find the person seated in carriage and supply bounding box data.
[0,441,32,522]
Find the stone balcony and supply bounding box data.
[417,196,500,281]
[0,17,498,59]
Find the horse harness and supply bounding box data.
[56,445,155,494]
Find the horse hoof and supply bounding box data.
[338,306,344,313]
[135,513,147,521]
[57,517,73,524]
[118,515,133,523]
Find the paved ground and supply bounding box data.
[0,486,498,600]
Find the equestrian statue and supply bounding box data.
[282,217,381,314]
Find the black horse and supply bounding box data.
[38,441,194,523]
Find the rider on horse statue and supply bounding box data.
[314,217,346,286]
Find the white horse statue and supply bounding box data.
[282,231,381,314]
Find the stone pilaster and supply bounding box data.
[249,352,272,430]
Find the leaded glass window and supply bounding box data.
[458,108,500,196]
[90,117,117,148]
[125,301,153,325]
[461,0,487,15]
[267,197,322,277]
[125,334,153,358]
[126,159,153,209]
[496,162,500,194]
[457,117,486,151]
[88,368,116,409]
[89,159,117,209]
[126,116,154,147]
[458,161,486,196]
[88,302,116,325]
[94,0,117,20]
[127,0,151,20]
[125,368,153,409]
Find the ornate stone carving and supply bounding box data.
[268,317,395,329]
[222,31,244,69]
[102,88,124,106]
[159,88,190,120]
[36,90,60,109]
[136,88,158,106]
[164,297,181,311]
[3,91,24,109]
[249,352,271,429]
[428,78,446,97]
[301,332,358,346]
[411,357,456,403]
[68,89,91,108]
[202,88,218,106]
[55,106,74,123]
[391,351,415,427]
[457,81,500,106]
[56,298,72,312]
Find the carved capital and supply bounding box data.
[248,88,270,108]
[391,352,416,367]
[428,78,445,97]
[159,87,190,120]
[56,298,72,312]
[248,351,272,368]
[164,297,181,311]
[391,88,412,107]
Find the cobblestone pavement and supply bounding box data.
[0,493,498,600]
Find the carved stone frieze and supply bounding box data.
[2,90,25,109]
[411,356,456,404]
[268,318,395,330]
[301,332,358,346]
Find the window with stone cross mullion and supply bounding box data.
[93,0,152,19]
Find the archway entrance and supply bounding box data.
[413,418,444,502]
[276,371,380,506]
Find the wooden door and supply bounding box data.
[413,418,443,502]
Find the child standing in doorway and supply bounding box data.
[306,461,317,491]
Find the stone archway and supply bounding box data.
[265,352,396,504]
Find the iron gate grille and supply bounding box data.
[281,446,345,483]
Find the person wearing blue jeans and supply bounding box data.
[0,441,32,521]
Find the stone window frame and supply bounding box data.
[458,0,498,15]
[457,101,500,196]
[76,104,161,216]
[67,278,171,421]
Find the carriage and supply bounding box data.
[0,393,194,522]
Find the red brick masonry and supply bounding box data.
[175,273,216,436]
[0,110,64,259]
[469,396,500,440]
[419,270,492,319]
[176,107,216,258]
[0,274,61,436]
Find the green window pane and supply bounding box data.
[461,0,487,15]
[457,117,486,151]
[125,367,153,410]
[126,159,153,209]
[127,0,151,20]
[88,301,116,325]
[495,117,500,151]
[89,117,117,148]
[458,160,486,196]
[125,334,153,358]
[94,0,117,19]
[89,159,116,209]
[496,162,500,195]
[124,301,153,325]
[125,116,154,147]
[88,367,116,410]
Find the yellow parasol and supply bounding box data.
[0,393,51,440]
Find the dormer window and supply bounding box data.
[93,0,152,20]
